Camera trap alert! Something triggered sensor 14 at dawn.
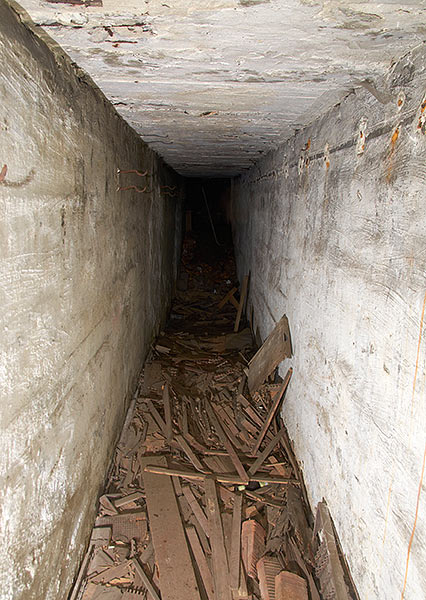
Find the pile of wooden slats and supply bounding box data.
[70,269,355,600]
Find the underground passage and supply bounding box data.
[1,1,426,599]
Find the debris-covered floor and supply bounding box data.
[71,232,356,600]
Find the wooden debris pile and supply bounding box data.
[71,255,357,600]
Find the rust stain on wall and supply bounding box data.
[0,164,7,182]
[386,126,400,183]
[417,97,426,134]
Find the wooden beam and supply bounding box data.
[229,493,243,591]
[204,476,232,600]
[186,525,215,600]
[132,557,162,600]
[146,399,166,434]
[248,427,286,477]
[143,464,298,486]
[252,368,292,455]
[175,434,207,473]
[218,286,238,310]
[206,402,249,484]
[141,456,201,600]
[183,485,210,537]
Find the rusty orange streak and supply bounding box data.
[401,289,426,599]
[410,290,426,417]
[391,127,400,147]
[0,164,7,182]
[401,441,426,599]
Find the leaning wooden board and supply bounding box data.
[247,313,292,393]
[141,456,201,600]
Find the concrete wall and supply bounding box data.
[0,3,182,599]
[231,45,426,600]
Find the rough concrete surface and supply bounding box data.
[0,3,182,599]
[231,45,426,599]
[16,0,426,176]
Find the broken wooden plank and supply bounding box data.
[234,275,249,333]
[218,286,238,310]
[204,476,232,600]
[248,427,287,477]
[252,368,292,455]
[114,491,144,509]
[229,493,243,591]
[186,525,215,600]
[99,494,118,516]
[163,383,173,443]
[143,464,298,486]
[175,434,207,473]
[141,456,201,600]
[247,314,292,393]
[132,557,162,600]
[206,402,249,484]
[244,489,283,508]
[89,560,132,584]
[68,543,95,600]
[146,399,167,434]
[183,485,210,537]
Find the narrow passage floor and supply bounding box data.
[71,244,330,600]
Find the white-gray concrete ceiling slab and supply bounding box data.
[17,0,426,177]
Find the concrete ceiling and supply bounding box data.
[17,0,425,177]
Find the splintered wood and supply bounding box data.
[71,249,357,600]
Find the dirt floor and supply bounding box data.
[71,229,354,600]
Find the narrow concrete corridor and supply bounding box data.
[1,1,426,599]
[71,236,324,600]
